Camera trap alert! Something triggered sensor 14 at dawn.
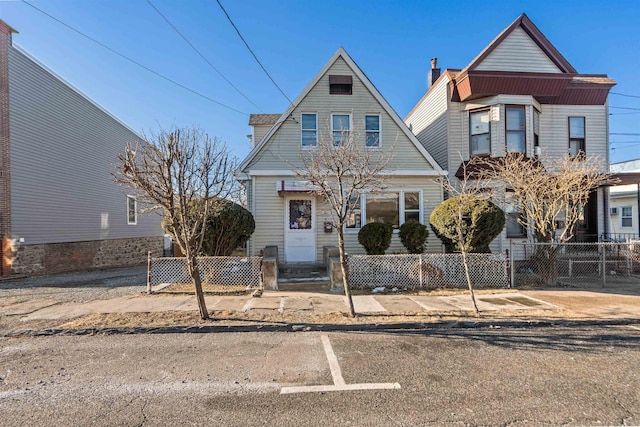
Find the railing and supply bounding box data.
[573,233,639,243]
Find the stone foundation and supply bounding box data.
[10,236,163,275]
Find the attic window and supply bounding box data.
[329,75,352,95]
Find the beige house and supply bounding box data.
[237,47,445,264]
[405,14,615,248]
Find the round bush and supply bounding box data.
[429,196,505,253]
[358,222,393,255]
[399,220,429,254]
[163,198,255,256]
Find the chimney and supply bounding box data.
[428,57,441,89]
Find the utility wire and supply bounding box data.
[610,133,640,136]
[146,0,262,112]
[21,0,248,116]
[611,92,640,99]
[610,106,640,111]
[215,0,293,105]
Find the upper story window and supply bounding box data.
[365,115,381,147]
[621,206,633,228]
[506,106,526,153]
[301,113,317,148]
[329,75,352,95]
[569,117,585,158]
[469,109,491,156]
[127,196,137,225]
[332,114,351,145]
[533,109,540,154]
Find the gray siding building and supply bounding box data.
[0,20,163,275]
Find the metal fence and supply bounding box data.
[348,253,509,290]
[511,241,640,288]
[150,256,262,290]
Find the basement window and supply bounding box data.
[329,75,352,95]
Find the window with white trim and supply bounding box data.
[345,194,361,229]
[469,109,491,156]
[506,106,526,153]
[505,191,525,237]
[569,117,585,158]
[346,190,422,230]
[621,206,633,228]
[365,115,380,147]
[332,114,351,145]
[127,196,137,225]
[301,113,317,147]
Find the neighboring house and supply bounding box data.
[0,21,164,275]
[405,14,616,248]
[608,159,640,240]
[237,47,446,264]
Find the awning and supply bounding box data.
[276,180,318,194]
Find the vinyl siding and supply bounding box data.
[8,47,163,245]
[253,124,275,145]
[248,176,444,260]
[245,58,436,172]
[405,77,449,170]
[539,104,608,164]
[475,27,562,73]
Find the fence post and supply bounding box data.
[147,251,153,294]
[505,249,511,288]
[419,255,423,288]
[509,240,515,288]
[601,243,606,288]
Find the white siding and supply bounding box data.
[539,104,608,165]
[248,176,444,261]
[404,77,449,170]
[246,58,437,172]
[475,27,562,73]
[253,124,274,145]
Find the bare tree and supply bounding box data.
[295,124,393,317]
[114,127,236,320]
[481,152,615,244]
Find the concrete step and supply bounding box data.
[276,280,333,292]
[278,263,326,275]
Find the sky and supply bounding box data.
[0,0,639,164]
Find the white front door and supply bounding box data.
[284,197,316,263]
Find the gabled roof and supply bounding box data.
[464,13,577,74]
[238,47,445,175]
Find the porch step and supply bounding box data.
[277,263,331,292]
[278,263,326,276]
[276,279,332,292]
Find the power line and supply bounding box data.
[610,106,640,111]
[21,0,248,116]
[611,143,640,151]
[611,141,640,144]
[610,112,640,115]
[610,133,640,136]
[146,0,262,112]
[215,0,293,105]
[611,92,640,99]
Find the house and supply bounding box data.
[237,47,446,265]
[608,159,640,240]
[405,14,616,248]
[0,20,164,275]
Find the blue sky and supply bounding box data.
[1,0,639,164]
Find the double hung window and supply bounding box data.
[505,191,525,237]
[332,114,351,145]
[127,196,137,225]
[365,115,381,147]
[301,113,317,147]
[469,109,491,155]
[506,106,526,153]
[622,206,633,228]
[569,117,585,158]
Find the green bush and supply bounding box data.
[399,220,429,254]
[429,196,505,253]
[358,222,393,255]
[163,198,255,256]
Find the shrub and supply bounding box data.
[163,198,255,256]
[429,196,505,253]
[358,222,393,255]
[399,220,429,254]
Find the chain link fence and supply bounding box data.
[150,256,262,291]
[348,253,508,290]
[511,241,640,288]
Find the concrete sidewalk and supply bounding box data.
[8,287,640,323]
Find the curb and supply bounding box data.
[4,318,640,338]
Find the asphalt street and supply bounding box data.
[1,326,639,426]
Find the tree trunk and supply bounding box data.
[337,229,356,317]
[460,249,480,316]
[187,254,209,320]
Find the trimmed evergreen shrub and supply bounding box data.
[163,198,255,256]
[399,220,429,254]
[358,222,393,255]
[429,196,505,253]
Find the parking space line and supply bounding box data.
[280,334,401,394]
[628,325,640,331]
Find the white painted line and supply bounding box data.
[408,296,432,311]
[278,298,285,314]
[628,325,640,331]
[321,334,345,386]
[241,299,254,312]
[280,382,401,395]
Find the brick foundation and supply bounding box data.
[10,236,163,275]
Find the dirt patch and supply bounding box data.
[506,296,544,307]
[155,283,251,295]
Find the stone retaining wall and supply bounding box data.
[10,236,163,275]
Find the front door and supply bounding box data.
[284,197,316,262]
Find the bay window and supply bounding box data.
[506,106,526,153]
[470,109,491,155]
